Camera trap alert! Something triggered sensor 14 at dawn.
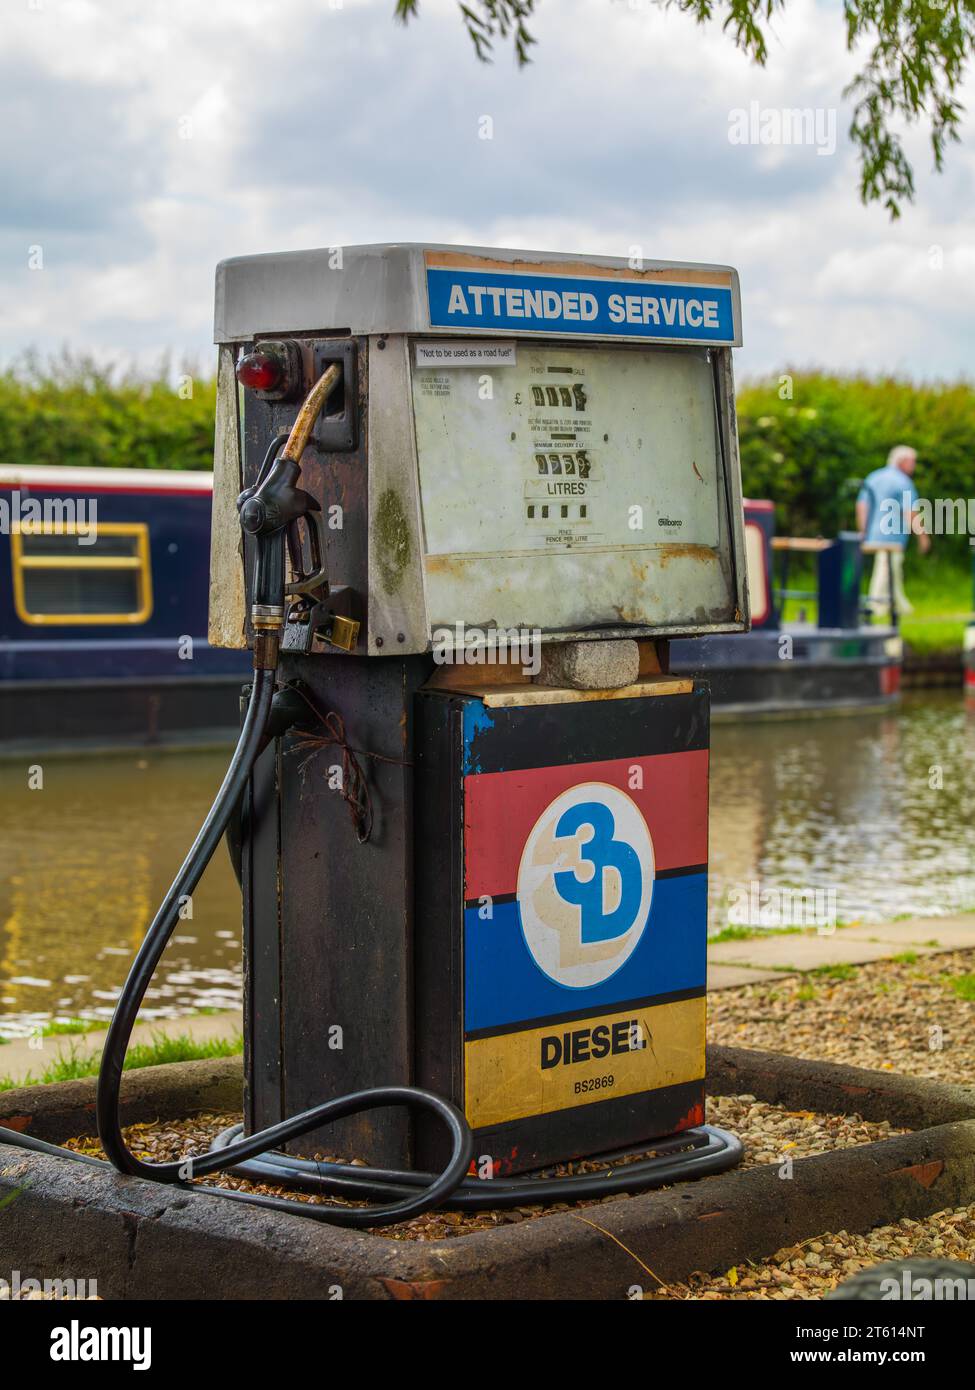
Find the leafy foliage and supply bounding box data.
[737,370,975,552]
[397,0,975,216]
[843,0,973,216]
[395,0,537,64]
[0,351,216,474]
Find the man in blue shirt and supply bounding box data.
[856,445,930,616]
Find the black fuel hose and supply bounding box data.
[89,662,475,1228]
[209,1121,744,1210]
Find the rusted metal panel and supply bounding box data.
[714,345,750,629]
[210,274,747,656]
[208,344,247,649]
[242,725,283,1136]
[365,335,428,654]
[261,652,432,1165]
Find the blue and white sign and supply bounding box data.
[426,265,736,344]
[516,783,655,990]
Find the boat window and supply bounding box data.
[11,522,153,625]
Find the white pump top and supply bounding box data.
[215,243,742,350]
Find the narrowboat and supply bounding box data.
[0,465,249,751]
[670,499,902,718]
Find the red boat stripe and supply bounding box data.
[464,748,708,899]
[0,483,210,497]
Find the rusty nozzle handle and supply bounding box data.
[281,362,342,464]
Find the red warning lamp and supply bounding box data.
[236,349,284,393]
[235,340,302,400]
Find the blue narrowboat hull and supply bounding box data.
[670,625,901,719]
[0,466,250,751]
[0,673,248,752]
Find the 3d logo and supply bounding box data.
[517,782,655,989]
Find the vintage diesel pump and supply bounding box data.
[0,245,750,1227]
[204,243,749,1202]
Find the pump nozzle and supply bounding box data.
[238,361,343,536]
[237,363,345,665]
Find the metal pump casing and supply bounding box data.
[209,244,748,658]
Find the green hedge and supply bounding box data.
[3,360,974,562]
[0,353,217,474]
[737,372,975,557]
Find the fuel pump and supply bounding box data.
[1,244,750,1227]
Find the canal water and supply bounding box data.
[1,693,972,1037]
[709,693,975,934]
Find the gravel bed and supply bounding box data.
[63,1097,906,1243]
[708,947,975,1082]
[56,950,975,1291]
[707,1095,905,1167]
[668,946,975,1297]
[647,1207,975,1300]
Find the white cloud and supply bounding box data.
[1,0,973,379]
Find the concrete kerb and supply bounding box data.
[0,1056,244,1146]
[708,1044,975,1129]
[2,1050,975,1300]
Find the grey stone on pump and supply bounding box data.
[537,639,640,690]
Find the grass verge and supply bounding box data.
[779,553,971,656]
[0,1030,242,1092]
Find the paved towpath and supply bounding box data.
[708,914,975,989]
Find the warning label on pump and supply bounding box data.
[415,340,516,368]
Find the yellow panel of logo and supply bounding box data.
[464,995,705,1130]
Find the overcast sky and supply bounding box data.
[5,0,975,381]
